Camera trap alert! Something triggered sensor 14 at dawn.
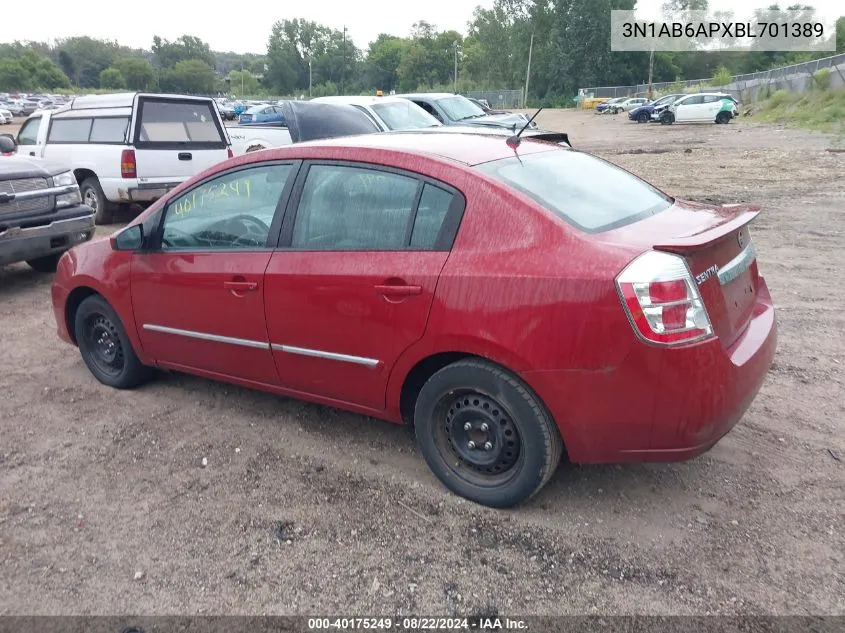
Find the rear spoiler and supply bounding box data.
[654,204,760,253]
[528,132,571,147]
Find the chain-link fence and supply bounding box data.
[580,52,845,101]
[463,90,524,109]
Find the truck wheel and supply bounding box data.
[80,177,115,225]
[26,253,62,273]
[413,359,563,508]
[74,295,153,389]
[245,144,266,153]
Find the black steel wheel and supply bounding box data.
[414,359,563,508]
[74,295,152,389]
[637,111,650,123]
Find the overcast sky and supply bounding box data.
[10,0,842,54]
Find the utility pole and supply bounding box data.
[342,25,347,95]
[241,62,244,95]
[647,48,654,99]
[309,58,312,97]
[524,31,534,107]
[453,41,459,94]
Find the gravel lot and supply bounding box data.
[1,109,843,616]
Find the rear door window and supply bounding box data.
[135,98,226,148]
[476,149,672,233]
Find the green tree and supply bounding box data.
[55,36,119,87]
[159,59,216,94]
[0,58,28,91]
[152,35,214,69]
[365,35,407,92]
[227,69,261,95]
[113,57,156,90]
[99,67,126,89]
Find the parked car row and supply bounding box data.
[596,93,740,125]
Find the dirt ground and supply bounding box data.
[1,110,843,616]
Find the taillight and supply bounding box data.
[227,147,234,159]
[120,149,136,178]
[616,251,713,346]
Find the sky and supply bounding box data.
[9,0,843,54]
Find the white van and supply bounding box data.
[14,93,232,223]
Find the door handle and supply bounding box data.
[224,280,258,292]
[178,152,193,161]
[375,284,422,297]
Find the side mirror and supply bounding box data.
[111,224,144,251]
[0,133,16,154]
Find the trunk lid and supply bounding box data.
[131,95,231,180]
[602,199,761,348]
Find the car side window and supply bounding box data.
[682,96,704,106]
[160,164,293,251]
[702,95,720,103]
[415,101,442,122]
[48,118,93,143]
[292,164,419,250]
[17,117,41,145]
[411,184,454,249]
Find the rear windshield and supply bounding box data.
[136,99,225,146]
[475,150,672,233]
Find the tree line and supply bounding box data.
[1,1,843,103]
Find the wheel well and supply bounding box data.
[399,352,475,425]
[73,169,97,185]
[64,286,99,344]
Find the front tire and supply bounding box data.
[660,112,675,125]
[74,295,152,389]
[637,111,650,123]
[80,177,115,225]
[26,253,62,273]
[414,359,563,508]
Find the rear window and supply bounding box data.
[475,150,672,233]
[136,99,224,146]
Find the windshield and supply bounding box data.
[653,94,680,106]
[371,101,441,130]
[475,150,673,233]
[436,96,486,121]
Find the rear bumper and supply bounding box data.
[101,178,184,203]
[0,208,95,266]
[521,279,777,464]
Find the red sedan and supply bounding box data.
[51,131,776,508]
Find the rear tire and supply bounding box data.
[80,177,115,225]
[414,359,563,508]
[26,253,62,273]
[74,295,153,389]
[716,111,731,124]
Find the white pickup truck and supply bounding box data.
[13,92,232,223]
[226,124,291,155]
